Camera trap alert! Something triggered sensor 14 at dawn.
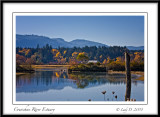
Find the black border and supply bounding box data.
[0,0,159,116]
[12,12,148,105]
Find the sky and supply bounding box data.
[16,16,144,46]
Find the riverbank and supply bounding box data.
[68,64,106,73]
[108,70,144,81]
[32,65,71,69]
[16,65,35,74]
[16,72,31,76]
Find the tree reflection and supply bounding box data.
[16,71,138,90]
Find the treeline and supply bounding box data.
[16,44,144,71]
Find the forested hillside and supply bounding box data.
[16,44,144,70]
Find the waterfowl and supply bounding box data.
[101,91,106,94]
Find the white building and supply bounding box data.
[88,60,98,63]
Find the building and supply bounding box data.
[88,60,98,64]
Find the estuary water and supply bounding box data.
[16,68,144,101]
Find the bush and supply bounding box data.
[96,62,101,66]
[107,62,125,71]
[106,61,144,71]
[87,62,94,67]
[68,64,106,72]
[130,61,144,71]
[16,65,34,73]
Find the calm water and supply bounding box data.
[16,68,144,101]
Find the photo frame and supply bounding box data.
[0,0,159,115]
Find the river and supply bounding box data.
[16,67,144,101]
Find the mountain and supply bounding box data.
[126,46,144,50]
[16,34,72,48]
[70,39,108,48]
[16,34,144,50]
[16,34,108,48]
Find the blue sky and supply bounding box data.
[16,16,144,46]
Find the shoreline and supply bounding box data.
[16,65,144,81]
[16,72,30,75]
[32,65,71,69]
[108,70,144,81]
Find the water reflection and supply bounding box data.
[16,69,144,101]
[16,70,139,93]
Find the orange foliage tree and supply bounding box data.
[16,54,26,65]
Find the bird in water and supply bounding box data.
[101,91,106,94]
[112,91,115,101]
[130,99,133,101]
[88,99,91,101]
[127,98,130,101]
[101,91,106,101]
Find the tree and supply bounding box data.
[26,58,35,65]
[103,59,107,64]
[63,50,67,55]
[107,57,114,64]
[16,54,26,65]
[69,58,78,65]
[18,48,31,57]
[31,52,43,64]
[60,58,66,64]
[51,49,58,55]
[76,52,89,63]
[55,52,61,57]
[72,52,79,58]
[36,44,40,49]
[116,56,124,63]
[134,52,144,63]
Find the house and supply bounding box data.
[88,60,98,63]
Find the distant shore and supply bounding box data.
[32,65,71,69]
[16,65,144,81]
[108,70,144,81]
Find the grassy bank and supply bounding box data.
[16,72,31,76]
[16,65,35,73]
[108,70,144,81]
[32,65,71,69]
[68,64,106,73]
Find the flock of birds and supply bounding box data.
[88,91,136,101]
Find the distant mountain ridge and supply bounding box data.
[70,39,108,48]
[16,34,144,50]
[126,46,144,50]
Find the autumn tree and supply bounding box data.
[63,50,67,55]
[72,52,79,58]
[51,49,58,56]
[30,52,43,64]
[76,52,89,63]
[103,59,107,64]
[26,58,35,65]
[134,52,144,62]
[107,57,114,64]
[18,48,32,58]
[116,56,124,63]
[130,52,144,71]
[16,54,26,65]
